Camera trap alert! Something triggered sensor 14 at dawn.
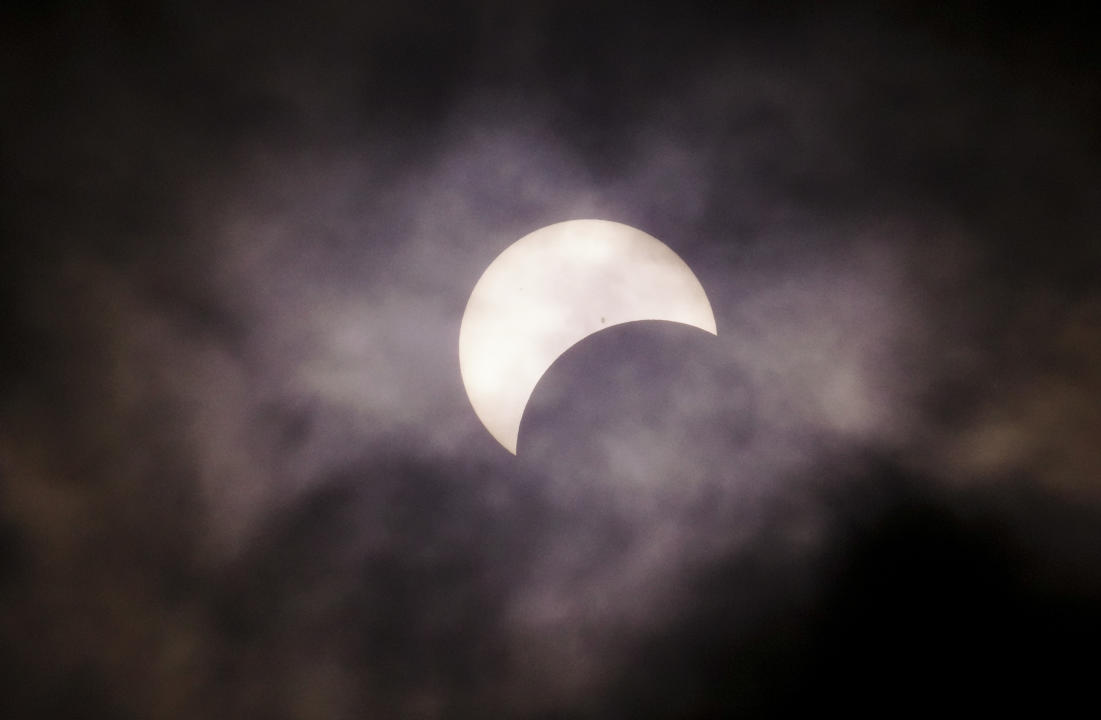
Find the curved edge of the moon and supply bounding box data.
[507,315,718,455]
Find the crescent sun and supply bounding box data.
[459,219,717,454]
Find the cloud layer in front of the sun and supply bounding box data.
[1,3,1098,716]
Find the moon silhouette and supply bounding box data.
[459,219,717,454]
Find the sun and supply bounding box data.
[459,219,716,453]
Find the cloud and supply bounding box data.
[1,1,1098,717]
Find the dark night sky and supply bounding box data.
[2,1,1099,717]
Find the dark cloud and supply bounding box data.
[604,463,1101,718]
[2,1,1099,717]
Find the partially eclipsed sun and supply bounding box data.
[459,219,717,454]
